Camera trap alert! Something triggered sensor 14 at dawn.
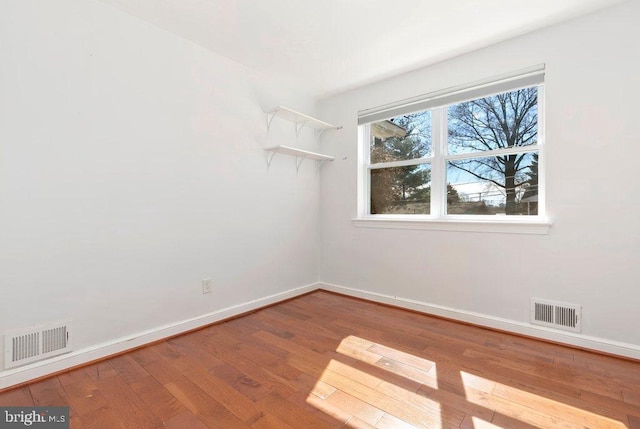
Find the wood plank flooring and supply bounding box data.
[1,290,639,428]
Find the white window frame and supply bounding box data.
[355,66,551,235]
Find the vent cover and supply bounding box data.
[4,321,72,369]
[530,298,581,333]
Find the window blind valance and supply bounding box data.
[358,64,545,125]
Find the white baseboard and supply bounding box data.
[0,283,319,390]
[318,282,640,361]
[4,281,638,390]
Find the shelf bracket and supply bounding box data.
[295,156,305,173]
[266,150,277,169]
[266,111,277,132]
[295,121,308,137]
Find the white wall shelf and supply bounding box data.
[265,145,334,172]
[264,106,339,172]
[266,106,340,137]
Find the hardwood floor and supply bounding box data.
[1,290,639,428]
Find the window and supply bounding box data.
[357,66,549,233]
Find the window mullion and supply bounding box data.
[359,125,371,217]
[430,107,446,218]
[369,158,432,170]
[445,145,539,162]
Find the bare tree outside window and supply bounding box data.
[447,87,539,215]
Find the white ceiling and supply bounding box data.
[98,0,627,98]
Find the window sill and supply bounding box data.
[352,216,551,235]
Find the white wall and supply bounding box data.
[319,0,640,350]
[0,0,321,380]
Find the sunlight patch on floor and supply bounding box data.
[460,371,628,428]
[469,415,502,428]
[305,335,446,428]
[305,336,629,429]
[337,335,439,389]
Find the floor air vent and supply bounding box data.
[531,298,581,333]
[4,321,72,369]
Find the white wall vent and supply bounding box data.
[4,321,72,369]
[530,298,581,333]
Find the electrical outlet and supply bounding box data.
[202,278,213,294]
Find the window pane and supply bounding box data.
[447,152,538,215]
[370,111,431,163]
[448,87,538,155]
[370,164,431,214]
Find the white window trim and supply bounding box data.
[355,68,550,235]
[353,217,551,235]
